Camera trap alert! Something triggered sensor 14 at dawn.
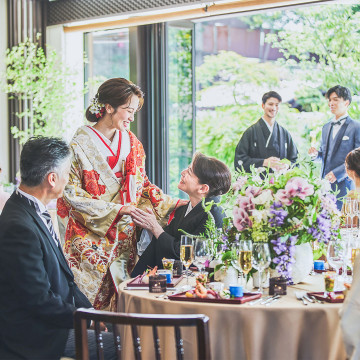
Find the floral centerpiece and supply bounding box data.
[220,161,341,282]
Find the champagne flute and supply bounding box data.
[180,235,194,286]
[344,198,356,228]
[237,240,253,290]
[252,243,271,294]
[193,237,211,274]
[327,239,345,290]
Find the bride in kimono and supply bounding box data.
[57,78,181,309]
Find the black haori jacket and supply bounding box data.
[131,196,225,277]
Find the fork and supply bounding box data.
[295,291,308,305]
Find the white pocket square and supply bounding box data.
[343,136,349,140]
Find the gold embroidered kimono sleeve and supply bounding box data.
[57,127,178,309]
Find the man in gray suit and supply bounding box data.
[309,85,360,209]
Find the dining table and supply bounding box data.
[117,274,346,360]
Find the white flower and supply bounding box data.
[253,189,273,206]
[252,209,269,223]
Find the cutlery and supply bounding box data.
[124,286,149,290]
[248,296,269,306]
[311,295,324,304]
[303,294,314,303]
[295,291,308,305]
[261,295,279,305]
[265,297,280,306]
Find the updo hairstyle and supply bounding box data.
[86,78,144,123]
[192,152,231,197]
[345,148,360,179]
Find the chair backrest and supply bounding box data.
[74,308,211,360]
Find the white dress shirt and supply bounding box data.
[331,113,348,139]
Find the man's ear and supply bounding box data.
[47,172,57,188]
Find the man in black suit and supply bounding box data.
[131,152,231,276]
[0,137,115,360]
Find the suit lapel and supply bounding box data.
[12,193,73,278]
[332,117,350,157]
[322,123,332,177]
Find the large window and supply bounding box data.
[84,28,129,102]
[167,24,194,198]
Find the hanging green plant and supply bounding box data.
[2,36,77,143]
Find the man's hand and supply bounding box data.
[326,171,337,183]
[131,208,164,238]
[308,147,318,157]
[263,157,282,169]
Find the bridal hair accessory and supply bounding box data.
[89,95,105,119]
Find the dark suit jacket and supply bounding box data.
[316,116,360,208]
[131,196,225,277]
[0,192,91,360]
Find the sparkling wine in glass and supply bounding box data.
[180,235,194,286]
[252,243,271,294]
[237,240,253,289]
[193,237,211,274]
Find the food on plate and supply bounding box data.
[195,273,208,286]
[219,289,230,299]
[140,266,158,284]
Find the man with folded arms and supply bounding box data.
[0,137,115,360]
[308,85,360,209]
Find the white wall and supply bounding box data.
[0,0,9,183]
[46,25,85,142]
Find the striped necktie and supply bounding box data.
[17,190,60,247]
[41,209,60,247]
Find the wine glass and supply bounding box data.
[252,243,271,294]
[327,239,345,290]
[180,235,194,286]
[193,237,211,274]
[237,240,253,290]
[344,198,357,228]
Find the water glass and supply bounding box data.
[327,239,345,290]
[252,242,271,294]
[193,237,211,273]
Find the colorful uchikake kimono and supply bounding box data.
[57,126,179,309]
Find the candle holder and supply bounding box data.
[173,260,183,277]
[269,277,287,295]
[149,275,167,293]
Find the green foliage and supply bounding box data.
[266,5,360,94]
[195,4,360,171]
[168,27,193,198]
[2,38,77,143]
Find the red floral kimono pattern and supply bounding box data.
[57,127,178,309]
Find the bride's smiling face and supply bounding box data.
[108,95,140,131]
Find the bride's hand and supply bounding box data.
[120,205,136,216]
[130,208,164,238]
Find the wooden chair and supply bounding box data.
[74,308,211,360]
